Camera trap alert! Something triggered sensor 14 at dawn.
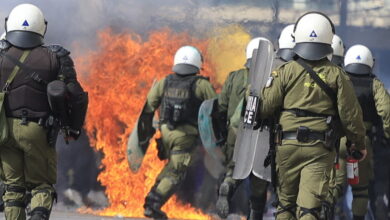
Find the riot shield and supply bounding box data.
[233,38,274,181]
[198,98,225,163]
[127,81,157,173]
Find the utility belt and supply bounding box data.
[161,120,197,130]
[279,108,342,150]
[9,114,58,147]
[282,127,325,142]
[8,113,55,128]
[9,116,45,126]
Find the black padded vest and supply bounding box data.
[348,73,380,125]
[0,45,59,118]
[160,74,205,127]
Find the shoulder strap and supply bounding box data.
[296,58,337,106]
[2,50,31,92]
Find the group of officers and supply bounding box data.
[0,3,388,220]
[140,11,390,220]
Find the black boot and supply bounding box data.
[216,182,232,219]
[247,197,265,220]
[29,207,50,220]
[247,209,264,220]
[144,191,168,219]
[353,215,365,220]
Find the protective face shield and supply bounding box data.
[245,37,269,67]
[277,24,296,61]
[172,46,203,75]
[5,4,47,48]
[344,44,374,75]
[293,12,335,61]
[327,34,345,67]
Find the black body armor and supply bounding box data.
[347,73,380,125]
[160,74,205,129]
[0,41,88,133]
[0,42,59,119]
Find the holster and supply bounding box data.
[324,116,343,150]
[275,124,282,145]
[156,138,168,160]
[45,116,60,148]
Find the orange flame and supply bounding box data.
[76,28,218,219]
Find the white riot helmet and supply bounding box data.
[245,37,270,67]
[344,45,374,75]
[172,46,203,75]
[293,12,335,60]
[328,34,345,67]
[277,24,296,61]
[5,4,47,48]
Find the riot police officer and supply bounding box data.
[341,45,390,220]
[0,4,88,220]
[142,46,216,219]
[328,35,345,67]
[217,25,297,220]
[259,12,366,219]
[276,24,296,64]
[325,34,346,215]
[216,37,269,220]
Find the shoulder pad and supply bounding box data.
[45,44,70,57]
[0,40,11,51]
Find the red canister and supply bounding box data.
[346,157,359,185]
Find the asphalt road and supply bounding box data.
[0,211,275,220]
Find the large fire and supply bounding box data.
[76,26,248,219]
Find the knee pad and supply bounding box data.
[299,206,322,220]
[30,207,50,220]
[275,203,296,219]
[4,185,27,209]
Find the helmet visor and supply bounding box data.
[6,31,43,48]
[293,42,332,61]
[330,55,344,67]
[345,63,372,75]
[172,63,199,75]
[277,49,296,62]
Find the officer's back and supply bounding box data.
[142,46,216,219]
[0,4,87,220]
[0,45,60,120]
[259,12,366,220]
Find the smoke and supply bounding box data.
[0,0,252,51]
